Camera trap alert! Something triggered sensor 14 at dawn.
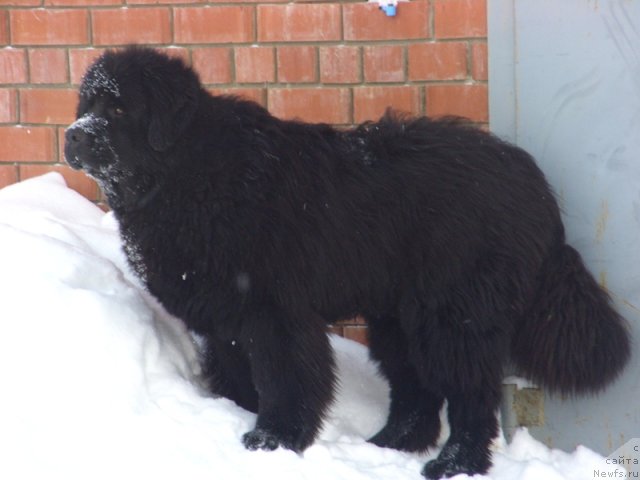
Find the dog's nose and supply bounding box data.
[65,127,86,145]
[64,126,87,170]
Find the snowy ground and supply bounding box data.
[0,173,624,480]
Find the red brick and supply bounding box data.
[426,84,488,122]
[0,12,9,46]
[72,48,187,86]
[10,9,89,46]
[93,8,171,46]
[69,49,105,85]
[157,47,191,64]
[337,315,367,326]
[363,45,405,83]
[2,0,40,5]
[56,126,65,165]
[434,0,487,38]
[192,48,232,85]
[29,48,68,84]
[471,42,488,80]
[174,7,254,44]
[20,88,78,125]
[342,326,369,346]
[344,1,429,41]
[203,0,288,3]
[0,126,56,162]
[258,4,341,42]
[319,46,360,84]
[19,164,99,201]
[328,325,344,337]
[0,165,19,189]
[277,46,317,84]
[0,89,18,123]
[127,0,196,4]
[209,88,266,107]
[269,88,350,125]
[234,47,275,84]
[408,42,468,81]
[45,0,122,5]
[353,86,421,123]
[0,49,27,84]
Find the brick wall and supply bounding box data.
[0,0,487,343]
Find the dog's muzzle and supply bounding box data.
[64,128,87,170]
[64,114,110,170]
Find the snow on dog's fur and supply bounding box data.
[65,46,630,479]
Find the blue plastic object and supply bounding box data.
[379,3,396,16]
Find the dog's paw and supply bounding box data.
[370,427,431,453]
[242,428,282,451]
[369,427,396,448]
[422,457,478,479]
[421,450,489,479]
[422,458,452,479]
[369,426,415,451]
[369,415,439,453]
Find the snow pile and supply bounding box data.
[0,174,623,479]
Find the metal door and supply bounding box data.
[489,0,640,454]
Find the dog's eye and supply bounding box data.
[108,106,125,118]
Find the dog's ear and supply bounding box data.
[145,67,199,152]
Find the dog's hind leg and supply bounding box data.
[421,382,501,479]
[410,264,513,478]
[240,306,335,453]
[367,315,444,452]
[415,312,509,478]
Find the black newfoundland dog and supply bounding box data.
[65,47,630,479]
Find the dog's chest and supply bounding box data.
[121,230,148,284]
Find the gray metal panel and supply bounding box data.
[489,0,640,455]
[488,0,516,143]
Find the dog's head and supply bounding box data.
[65,46,200,209]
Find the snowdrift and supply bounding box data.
[0,174,622,480]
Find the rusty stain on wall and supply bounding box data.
[622,299,640,315]
[599,271,608,290]
[595,198,609,244]
[513,388,545,427]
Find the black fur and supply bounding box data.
[65,47,631,479]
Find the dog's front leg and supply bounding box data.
[239,306,336,452]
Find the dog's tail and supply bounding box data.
[511,244,631,395]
